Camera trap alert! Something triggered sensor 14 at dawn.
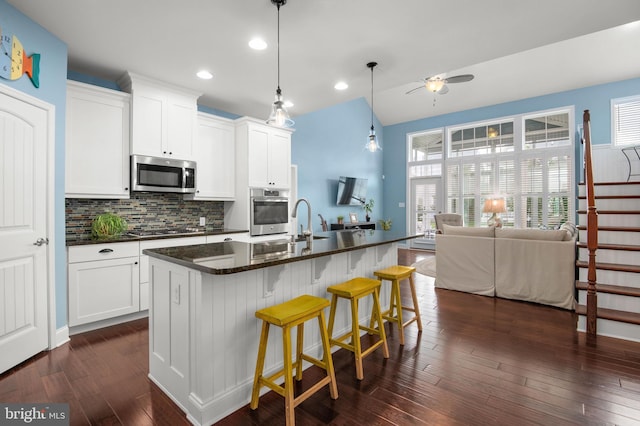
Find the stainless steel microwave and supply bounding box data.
[131,155,196,193]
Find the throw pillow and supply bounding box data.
[559,221,577,240]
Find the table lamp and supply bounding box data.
[483,197,506,228]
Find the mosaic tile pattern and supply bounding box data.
[66,193,225,238]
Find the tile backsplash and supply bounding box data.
[66,193,225,238]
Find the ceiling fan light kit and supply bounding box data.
[266,0,294,128]
[425,78,446,93]
[366,61,382,153]
[405,73,475,97]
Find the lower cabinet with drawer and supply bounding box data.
[67,241,140,327]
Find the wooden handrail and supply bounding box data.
[583,110,598,336]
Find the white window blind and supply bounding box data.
[613,96,640,146]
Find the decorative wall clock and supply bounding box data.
[0,25,40,88]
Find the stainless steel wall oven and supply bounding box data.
[250,188,289,236]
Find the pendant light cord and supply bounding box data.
[370,64,374,132]
[276,2,281,91]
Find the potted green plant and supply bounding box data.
[337,215,344,225]
[91,213,128,239]
[379,218,392,231]
[363,199,374,222]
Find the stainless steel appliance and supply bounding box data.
[250,188,289,236]
[131,154,196,193]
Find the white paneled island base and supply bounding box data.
[148,241,398,425]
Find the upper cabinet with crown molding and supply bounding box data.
[65,80,131,199]
[118,72,201,161]
[184,112,236,201]
[235,117,292,189]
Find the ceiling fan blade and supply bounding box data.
[445,74,474,84]
[405,85,424,95]
[438,85,449,95]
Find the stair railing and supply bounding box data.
[583,110,598,336]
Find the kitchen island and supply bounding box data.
[144,229,419,425]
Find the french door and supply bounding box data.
[409,177,442,249]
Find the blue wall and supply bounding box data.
[381,77,640,234]
[1,0,68,329]
[291,97,384,232]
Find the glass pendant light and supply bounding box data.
[266,0,294,128]
[366,61,382,152]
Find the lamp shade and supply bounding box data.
[482,197,506,214]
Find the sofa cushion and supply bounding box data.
[495,227,566,241]
[442,224,495,237]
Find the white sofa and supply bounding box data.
[435,224,577,310]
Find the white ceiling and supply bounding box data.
[9,0,640,125]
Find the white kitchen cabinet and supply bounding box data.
[67,242,140,326]
[65,80,130,199]
[118,72,201,161]
[138,236,206,310]
[236,118,292,189]
[186,113,235,200]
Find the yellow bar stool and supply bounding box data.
[326,277,389,380]
[373,265,422,345]
[250,294,338,426]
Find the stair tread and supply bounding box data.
[578,181,640,186]
[575,304,640,325]
[577,195,640,199]
[577,225,640,232]
[577,210,640,214]
[576,260,640,273]
[576,242,640,251]
[575,281,640,297]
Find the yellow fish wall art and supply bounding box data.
[0,25,41,88]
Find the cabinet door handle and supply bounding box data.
[98,248,114,254]
[134,261,139,265]
[224,238,232,241]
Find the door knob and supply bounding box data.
[33,237,49,246]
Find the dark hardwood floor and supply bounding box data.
[2,249,640,425]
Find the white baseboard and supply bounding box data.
[68,310,149,336]
[55,326,70,348]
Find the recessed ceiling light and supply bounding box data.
[196,70,213,80]
[334,81,348,90]
[249,38,267,50]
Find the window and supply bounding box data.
[419,108,574,229]
[524,111,570,149]
[450,120,514,157]
[408,130,443,177]
[612,95,640,146]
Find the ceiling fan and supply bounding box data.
[405,74,475,95]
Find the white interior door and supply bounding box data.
[0,87,50,374]
[410,177,442,249]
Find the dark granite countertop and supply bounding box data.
[66,228,249,247]
[143,229,421,275]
